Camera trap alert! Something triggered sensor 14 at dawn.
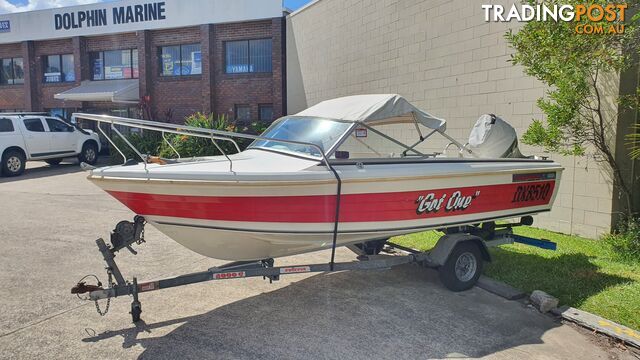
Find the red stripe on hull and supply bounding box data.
[106,180,555,223]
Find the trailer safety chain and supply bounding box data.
[94,297,111,316]
[94,272,113,316]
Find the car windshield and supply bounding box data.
[249,116,351,158]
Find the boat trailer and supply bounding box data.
[72,215,556,323]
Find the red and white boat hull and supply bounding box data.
[90,152,562,260]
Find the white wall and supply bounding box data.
[287,0,619,238]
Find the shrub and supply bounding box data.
[159,113,271,158]
[159,113,240,158]
[108,129,163,165]
[247,121,268,135]
[603,217,640,263]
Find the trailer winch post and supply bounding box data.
[96,238,126,286]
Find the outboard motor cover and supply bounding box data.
[468,114,524,158]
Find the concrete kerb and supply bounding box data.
[477,275,640,350]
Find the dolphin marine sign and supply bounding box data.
[54,1,166,30]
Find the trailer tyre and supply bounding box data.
[438,241,484,292]
[130,301,142,323]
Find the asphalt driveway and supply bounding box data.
[0,160,632,359]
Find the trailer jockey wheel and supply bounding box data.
[130,301,142,323]
[130,277,142,323]
[438,242,484,292]
[355,239,388,255]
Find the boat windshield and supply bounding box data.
[249,116,351,158]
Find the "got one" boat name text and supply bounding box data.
[416,190,481,215]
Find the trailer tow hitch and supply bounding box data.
[71,282,103,294]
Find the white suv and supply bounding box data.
[0,114,101,176]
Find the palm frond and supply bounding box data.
[626,124,640,160]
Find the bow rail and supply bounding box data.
[71,113,337,172]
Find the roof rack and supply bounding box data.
[0,112,49,116]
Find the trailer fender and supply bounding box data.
[426,234,491,267]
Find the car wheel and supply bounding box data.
[438,241,484,292]
[45,158,63,166]
[2,150,26,177]
[79,142,98,165]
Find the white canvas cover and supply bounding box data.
[468,114,523,158]
[295,94,446,131]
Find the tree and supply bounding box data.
[505,0,639,217]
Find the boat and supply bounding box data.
[77,94,563,261]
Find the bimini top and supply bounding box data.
[294,94,446,131]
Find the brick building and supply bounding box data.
[0,0,285,123]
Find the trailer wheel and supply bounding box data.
[438,241,484,292]
[130,301,142,323]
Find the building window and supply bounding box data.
[90,49,138,80]
[1,57,24,85]
[44,54,74,83]
[259,104,274,121]
[0,118,14,132]
[235,105,251,121]
[23,118,45,132]
[225,39,272,74]
[159,43,202,76]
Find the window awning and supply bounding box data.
[54,79,139,104]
